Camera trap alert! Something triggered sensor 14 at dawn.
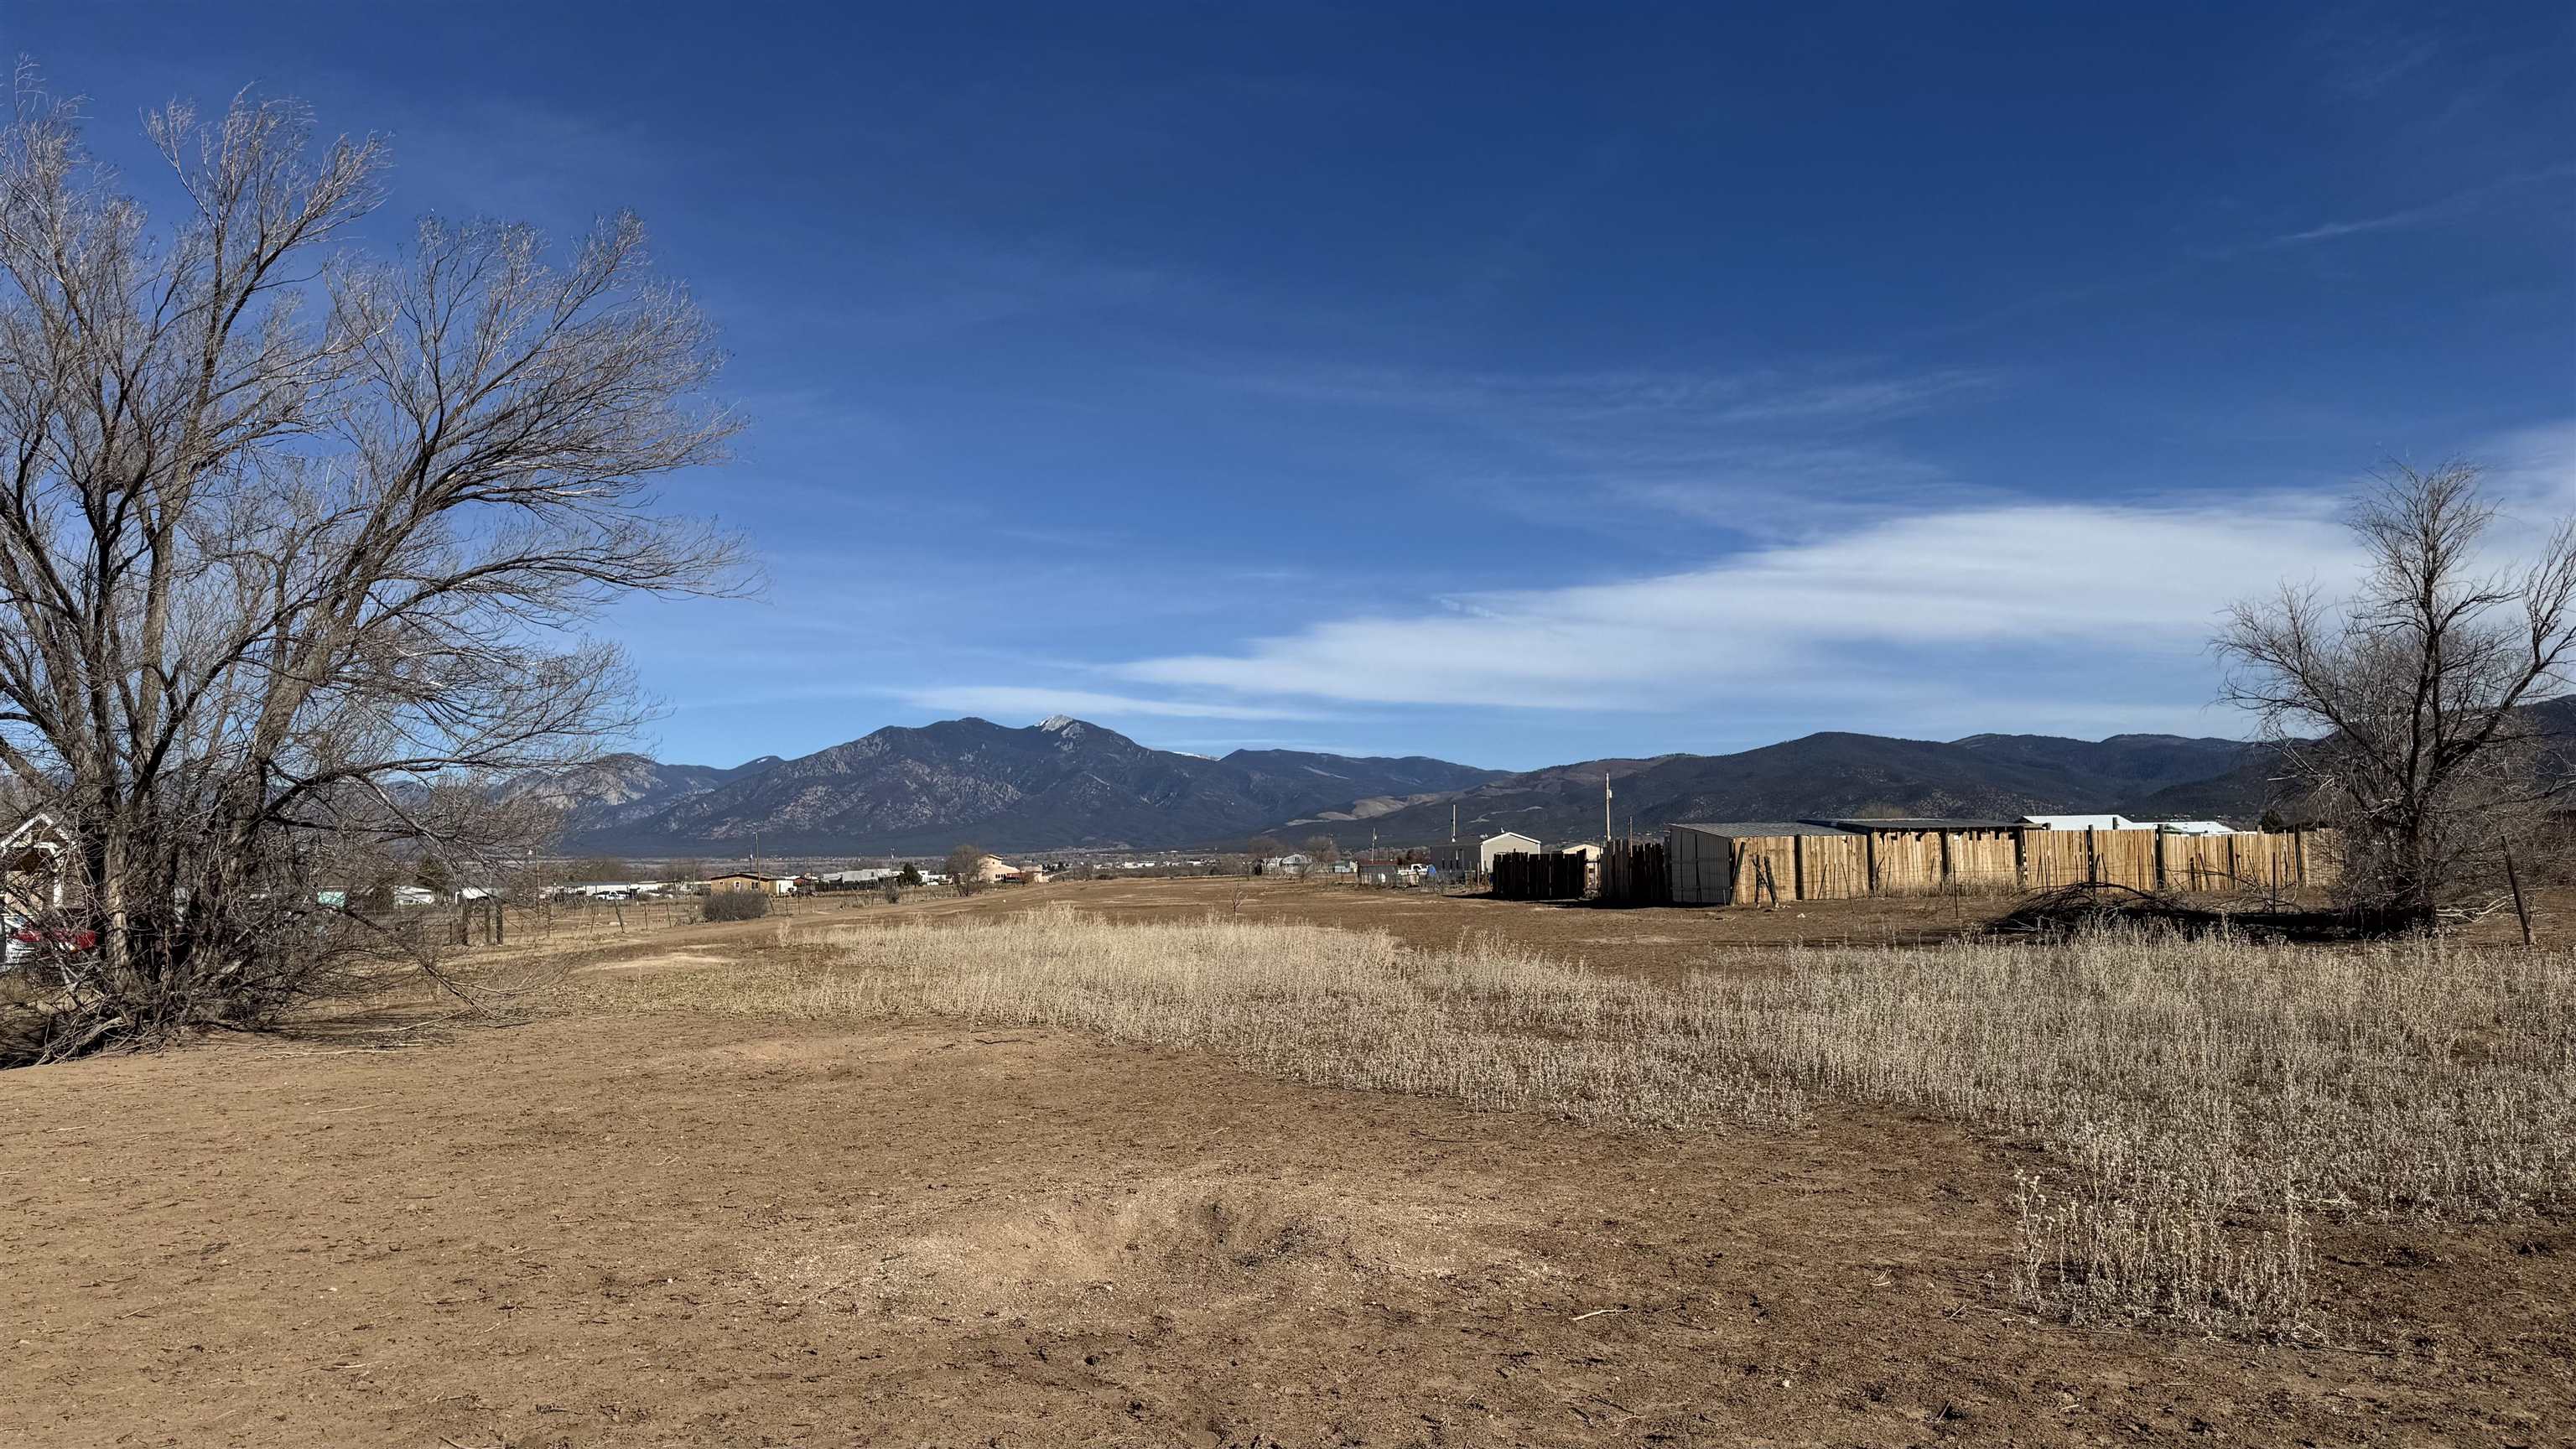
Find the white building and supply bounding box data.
[2021,814,2237,835]
[818,867,900,887]
[1425,831,1542,878]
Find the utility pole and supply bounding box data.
[1451,804,1458,844]
[1603,770,1613,845]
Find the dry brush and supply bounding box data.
[580,909,2575,1338]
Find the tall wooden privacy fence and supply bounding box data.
[1490,850,1591,901]
[1667,825,2340,907]
[2022,827,2334,895]
[1596,840,1671,906]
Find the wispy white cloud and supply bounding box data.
[2245,162,2576,250]
[898,686,1327,724]
[1207,359,1997,530]
[2485,421,2576,514]
[1115,493,2363,714]
[1225,361,1995,429]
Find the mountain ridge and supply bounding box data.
[539,699,2576,857]
[540,718,1506,855]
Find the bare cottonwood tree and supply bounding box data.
[0,75,743,1061]
[2218,461,2575,923]
[943,844,988,896]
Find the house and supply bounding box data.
[1424,831,1542,879]
[4,813,75,968]
[704,870,792,896]
[960,854,1042,885]
[3,813,70,915]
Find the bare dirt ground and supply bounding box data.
[5,880,2570,1446]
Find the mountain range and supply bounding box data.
[524,716,1504,856]
[532,699,2576,858]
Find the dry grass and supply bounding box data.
[574,908,2575,1339]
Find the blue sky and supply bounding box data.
[11,2,2573,770]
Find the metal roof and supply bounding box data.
[1672,821,1857,838]
[1804,817,2028,832]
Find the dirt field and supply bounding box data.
[728,878,2045,992]
[652,874,2571,986]
[4,879,2570,1446]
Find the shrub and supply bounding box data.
[700,890,771,922]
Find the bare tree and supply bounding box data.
[1301,834,1340,872]
[0,75,744,1061]
[943,844,988,896]
[2218,461,2575,923]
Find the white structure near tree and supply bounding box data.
[1426,831,1542,877]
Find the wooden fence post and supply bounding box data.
[2503,836,2535,948]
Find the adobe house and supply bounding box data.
[702,870,792,896]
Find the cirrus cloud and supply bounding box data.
[1115,495,2366,714]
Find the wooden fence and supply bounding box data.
[2025,827,2334,895]
[1490,850,1591,901]
[1862,828,2022,894]
[1670,826,2341,907]
[1596,839,1672,906]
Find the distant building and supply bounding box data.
[3,813,73,968]
[1555,841,1605,893]
[1356,859,1428,886]
[2022,814,2237,835]
[818,867,900,887]
[2021,813,2143,832]
[2,813,70,914]
[1425,831,1541,878]
[704,870,792,896]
